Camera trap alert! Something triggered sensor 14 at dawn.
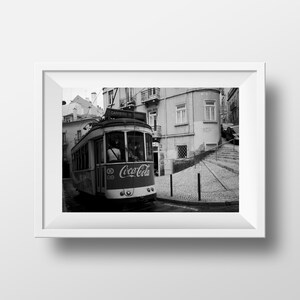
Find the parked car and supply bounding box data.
[221,123,234,138]
[226,125,239,145]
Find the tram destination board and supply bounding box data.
[105,108,146,122]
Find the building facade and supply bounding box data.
[226,88,239,125]
[62,95,104,178]
[103,88,221,176]
[220,88,228,124]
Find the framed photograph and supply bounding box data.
[34,62,265,238]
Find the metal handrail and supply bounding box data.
[196,139,237,157]
[214,139,238,161]
[173,138,238,173]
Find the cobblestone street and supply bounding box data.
[63,178,238,212]
[155,143,239,203]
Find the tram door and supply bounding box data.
[95,139,104,193]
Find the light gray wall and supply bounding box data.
[1,1,299,299]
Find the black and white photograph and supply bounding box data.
[62,87,239,212]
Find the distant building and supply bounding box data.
[103,88,221,176]
[226,88,239,125]
[62,94,104,123]
[220,88,229,123]
[62,94,104,178]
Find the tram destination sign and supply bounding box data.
[105,108,146,122]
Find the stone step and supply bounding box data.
[207,153,239,159]
[205,159,239,174]
[213,156,239,160]
[217,152,239,156]
[206,158,239,165]
[216,149,239,154]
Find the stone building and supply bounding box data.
[226,88,239,125]
[62,94,104,178]
[220,88,228,124]
[103,88,221,176]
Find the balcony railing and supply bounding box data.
[228,88,238,101]
[141,88,160,105]
[151,125,162,139]
[120,96,136,109]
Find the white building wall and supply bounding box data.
[102,88,220,175]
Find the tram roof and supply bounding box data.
[71,118,152,151]
[93,118,151,129]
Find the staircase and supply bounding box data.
[204,142,239,174]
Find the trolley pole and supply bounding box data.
[170,174,173,197]
[198,173,201,201]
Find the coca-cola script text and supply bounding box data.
[119,164,150,178]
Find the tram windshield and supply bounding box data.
[106,131,153,163]
[127,131,145,162]
[106,131,125,162]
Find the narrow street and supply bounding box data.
[63,179,238,212]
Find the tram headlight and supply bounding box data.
[151,187,154,192]
[120,191,125,196]
[147,188,151,192]
[126,191,132,196]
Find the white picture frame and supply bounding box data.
[34,62,265,238]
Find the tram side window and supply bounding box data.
[86,144,89,168]
[145,133,153,161]
[76,151,79,170]
[72,154,75,171]
[73,144,90,170]
[127,131,145,162]
[82,144,89,169]
[106,131,125,163]
[79,148,82,169]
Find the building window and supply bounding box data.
[148,111,157,127]
[108,90,114,105]
[176,104,187,124]
[62,132,66,144]
[125,88,130,101]
[64,116,72,122]
[177,145,187,159]
[77,130,82,139]
[148,88,156,96]
[205,100,216,121]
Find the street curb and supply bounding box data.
[156,198,239,207]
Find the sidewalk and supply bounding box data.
[155,151,239,204]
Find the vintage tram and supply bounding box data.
[71,108,156,202]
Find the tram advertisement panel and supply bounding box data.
[106,163,154,189]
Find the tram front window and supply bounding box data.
[106,131,125,163]
[146,133,153,161]
[127,131,145,162]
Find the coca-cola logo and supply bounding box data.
[119,164,150,178]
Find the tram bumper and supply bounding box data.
[105,185,156,202]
